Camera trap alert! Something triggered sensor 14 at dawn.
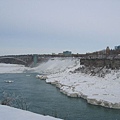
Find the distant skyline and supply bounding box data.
[0,0,120,55]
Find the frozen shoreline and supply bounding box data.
[41,58,120,109]
[46,71,120,109]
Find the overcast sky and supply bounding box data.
[0,0,120,55]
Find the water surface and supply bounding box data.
[0,73,120,120]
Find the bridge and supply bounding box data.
[0,55,35,67]
[0,54,50,67]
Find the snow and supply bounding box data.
[32,57,78,74]
[0,63,29,73]
[37,57,120,109]
[0,105,62,120]
[76,74,120,104]
[0,57,120,109]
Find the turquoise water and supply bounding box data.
[0,73,120,120]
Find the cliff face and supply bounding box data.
[80,58,120,69]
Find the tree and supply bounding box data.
[0,91,29,110]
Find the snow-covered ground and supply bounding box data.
[0,105,62,120]
[46,70,120,109]
[0,57,120,109]
[0,63,29,73]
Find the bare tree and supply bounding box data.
[0,91,30,110]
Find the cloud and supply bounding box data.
[0,0,120,55]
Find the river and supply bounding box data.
[0,73,120,120]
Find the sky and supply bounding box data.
[0,0,120,55]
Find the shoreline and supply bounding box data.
[45,68,120,109]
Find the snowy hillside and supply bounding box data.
[32,57,79,74]
[0,57,79,74]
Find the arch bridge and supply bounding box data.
[0,56,33,67]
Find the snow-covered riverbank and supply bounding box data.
[35,57,120,109]
[0,105,62,120]
[0,57,120,109]
[46,69,120,109]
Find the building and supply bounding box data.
[63,51,72,56]
[115,45,120,50]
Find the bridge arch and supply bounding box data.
[0,57,27,66]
